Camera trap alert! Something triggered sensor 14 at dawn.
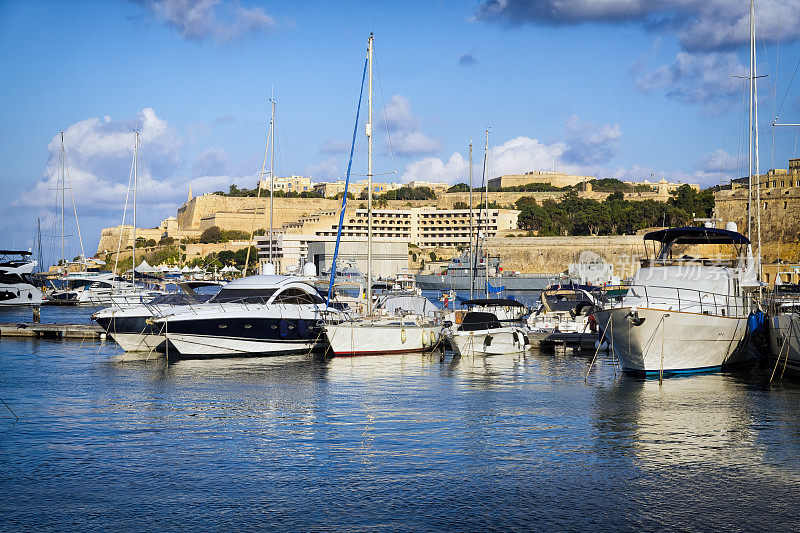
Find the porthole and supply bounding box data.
[218,324,227,329]
[244,324,252,329]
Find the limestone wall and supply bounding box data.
[177,194,340,230]
[486,235,646,278]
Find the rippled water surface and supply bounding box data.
[2,307,800,531]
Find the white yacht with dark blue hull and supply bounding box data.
[594,225,759,376]
[154,275,338,358]
[0,250,43,306]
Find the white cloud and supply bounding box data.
[562,115,622,165]
[634,51,746,108]
[140,0,278,42]
[392,131,443,157]
[381,95,444,157]
[306,157,341,180]
[192,147,229,176]
[383,95,420,132]
[401,116,625,183]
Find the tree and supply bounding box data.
[447,183,470,193]
[199,226,223,243]
[430,251,437,261]
[453,201,469,209]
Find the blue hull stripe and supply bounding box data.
[623,365,722,376]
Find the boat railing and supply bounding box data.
[601,284,751,317]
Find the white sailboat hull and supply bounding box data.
[594,307,749,374]
[448,327,529,356]
[325,322,442,356]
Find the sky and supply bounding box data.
[1,0,800,264]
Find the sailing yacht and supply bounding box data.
[0,250,43,306]
[593,226,758,375]
[323,33,442,357]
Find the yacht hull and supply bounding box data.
[109,331,165,353]
[594,308,749,374]
[0,284,43,306]
[165,333,323,358]
[768,313,800,375]
[447,327,529,356]
[325,322,442,356]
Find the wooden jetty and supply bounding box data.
[0,323,104,340]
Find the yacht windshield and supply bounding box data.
[658,241,744,267]
[210,288,277,303]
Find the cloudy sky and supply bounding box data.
[1,0,800,261]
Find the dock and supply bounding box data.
[0,323,105,340]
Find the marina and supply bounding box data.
[5,0,800,530]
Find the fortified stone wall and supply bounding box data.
[486,235,646,279]
[177,194,340,230]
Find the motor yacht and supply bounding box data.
[47,272,162,306]
[154,275,339,358]
[0,250,43,305]
[593,225,759,375]
[446,298,530,356]
[92,281,224,353]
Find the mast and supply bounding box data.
[747,0,754,241]
[269,93,276,266]
[367,33,374,316]
[132,130,139,286]
[752,1,762,279]
[60,132,65,268]
[484,129,489,298]
[469,141,473,300]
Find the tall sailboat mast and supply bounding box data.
[60,132,66,267]
[269,94,276,266]
[484,129,489,298]
[469,141,473,300]
[748,0,754,242]
[367,33,374,316]
[132,130,139,286]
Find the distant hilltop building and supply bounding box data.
[488,170,697,194]
[257,175,314,193]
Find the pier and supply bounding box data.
[0,323,104,339]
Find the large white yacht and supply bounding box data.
[47,272,162,306]
[594,225,759,375]
[91,281,223,353]
[154,275,339,358]
[0,250,43,306]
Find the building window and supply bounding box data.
[785,201,788,209]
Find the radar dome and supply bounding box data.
[725,221,738,233]
[302,263,317,277]
[261,263,276,275]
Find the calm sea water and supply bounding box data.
[2,306,800,531]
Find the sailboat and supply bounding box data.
[324,34,443,356]
[445,130,531,356]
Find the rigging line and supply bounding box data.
[243,103,273,277]
[776,55,800,119]
[326,56,368,305]
[374,48,398,179]
[772,0,782,169]
[719,51,737,182]
[275,109,296,174]
[114,152,136,274]
[63,147,85,259]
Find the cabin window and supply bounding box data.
[273,287,323,305]
[211,288,277,303]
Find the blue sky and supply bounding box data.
[1,0,800,262]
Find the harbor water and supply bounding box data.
[2,306,800,530]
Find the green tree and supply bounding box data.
[453,201,469,209]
